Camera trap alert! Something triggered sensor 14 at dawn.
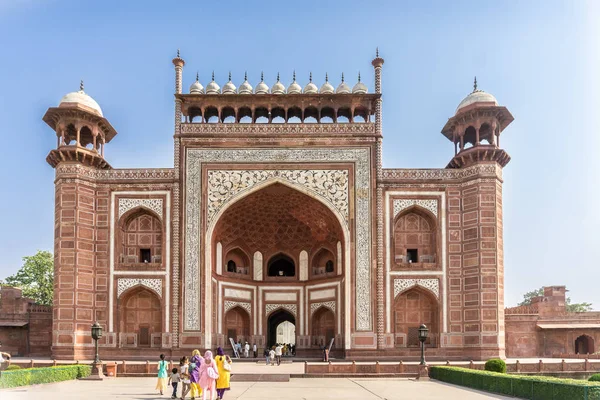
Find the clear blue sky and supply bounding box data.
[0,1,598,308]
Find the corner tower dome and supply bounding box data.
[287,71,302,94]
[455,77,498,114]
[239,72,253,95]
[206,72,221,94]
[59,81,103,117]
[189,72,204,94]
[222,72,237,94]
[255,72,269,94]
[303,72,318,94]
[352,72,367,94]
[320,73,334,94]
[336,73,350,94]
[271,73,285,94]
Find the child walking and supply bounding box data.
[199,350,219,400]
[156,354,169,395]
[168,367,180,399]
[180,356,191,399]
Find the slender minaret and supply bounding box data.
[171,49,185,346]
[372,48,385,349]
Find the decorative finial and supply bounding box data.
[325,72,329,82]
[341,73,345,82]
[212,71,215,81]
[309,72,312,82]
[228,71,232,82]
[177,49,180,58]
[473,76,478,92]
[293,70,296,81]
[277,72,280,81]
[376,47,379,58]
[196,71,199,82]
[80,80,84,91]
[358,71,361,82]
[261,71,264,81]
[244,71,248,81]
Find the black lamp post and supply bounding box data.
[418,324,429,366]
[91,322,103,364]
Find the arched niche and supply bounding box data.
[118,207,163,265]
[393,287,439,348]
[267,253,296,277]
[311,247,336,278]
[311,306,335,348]
[118,287,162,347]
[393,206,437,265]
[224,306,250,343]
[223,246,251,278]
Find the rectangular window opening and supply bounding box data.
[140,249,151,263]
[407,249,418,263]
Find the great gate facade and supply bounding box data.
[45,52,513,360]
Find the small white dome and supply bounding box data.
[304,73,318,94]
[320,73,334,94]
[222,72,237,94]
[455,78,498,113]
[336,73,350,94]
[272,73,285,94]
[287,72,301,94]
[255,72,269,94]
[189,73,204,94]
[239,72,253,95]
[206,72,221,94]
[59,82,103,117]
[352,72,367,94]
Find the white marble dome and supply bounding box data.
[352,73,367,94]
[206,73,221,94]
[189,73,204,94]
[287,72,302,94]
[239,72,253,95]
[320,74,334,94]
[304,73,318,94]
[336,74,351,94]
[222,73,237,94]
[59,83,103,117]
[272,74,285,94]
[456,90,498,113]
[255,73,269,94]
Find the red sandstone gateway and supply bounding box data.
[38,50,517,361]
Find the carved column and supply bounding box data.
[372,50,385,349]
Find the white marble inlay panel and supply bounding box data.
[224,301,251,315]
[393,199,438,218]
[224,288,252,300]
[265,303,297,317]
[118,198,163,220]
[299,250,308,281]
[336,241,342,276]
[216,242,223,275]
[393,278,439,298]
[253,251,263,281]
[310,301,336,316]
[117,278,162,298]
[309,288,336,301]
[265,292,297,302]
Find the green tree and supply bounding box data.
[518,286,592,312]
[1,250,54,306]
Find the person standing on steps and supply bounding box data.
[275,344,282,366]
[252,343,257,358]
[244,342,250,358]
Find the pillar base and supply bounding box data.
[416,364,429,380]
[81,362,105,381]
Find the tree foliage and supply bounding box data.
[1,251,54,306]
[518,286,592,312]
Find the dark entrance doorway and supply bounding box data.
[267,309,295,348]
[267,254,295,277]
[575,335,595,354]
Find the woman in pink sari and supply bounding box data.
[198,350,218,400]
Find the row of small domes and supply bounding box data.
[189,72,367,95]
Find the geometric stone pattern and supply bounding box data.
[117,278,163,298]
[393,199,438,218]
[224,301,252,316]
[185,148,371,331]
[181,122,376,135]
[393,278,439,298]
[118,198,163,220]
[382,163,501,181]
[265,303,297,317]
[310,301,336,316]
[207,169,349,224]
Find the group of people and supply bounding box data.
[263,343,294,366]
[233,341,257,358]
[156,347,232,400]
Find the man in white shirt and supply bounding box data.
[244,342,250,358]
[275,344,283,365]
[268,348,275,366]
[252,343,257,358]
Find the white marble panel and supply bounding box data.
[224,288,252,300]
[216,242,222,275]
[336,241,342,276]
[253,251,263,281]
[310,288,336,301]
[299,250,308,281]
[265,292,297,302]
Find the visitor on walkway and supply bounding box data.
[275,344,282,365]
[252,343,257,358]
[214,347,232,400]
[268,347,275,366]
[263,347,270,365]
[322,346,329,362]
[199,350,219,400]
[169,367,180,399]
[190,349,203,400]
[235,341,242,358]
[156,354,169,395]
[180,356,191,400]
[244,342,250,358]
[0,342,10,371]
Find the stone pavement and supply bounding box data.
[1,377,513,399]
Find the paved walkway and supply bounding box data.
[1,377,512,399]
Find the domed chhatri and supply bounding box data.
[59,80,103,117]
[222,72,237,95]
[287,71,302,94]
[320,73,334,94]
[455,77,498,114]
[303,72,318,94]
[189,72,204,94]
[255,72,269,94]
[352,72,367,94]
[206,72,221,94]
[336,73,351,94]
[239,72,253,95]
[271,73,285,95]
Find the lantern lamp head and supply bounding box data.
[91,322,103,340]
[418,324,429,342]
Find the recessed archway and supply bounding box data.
[268,253,295,277]
[393,287,439,348]
[267,309,296,348]
[575,335,595,354]
[312,307,335,348]
[224,306,250,344]
[119,287,162,347]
